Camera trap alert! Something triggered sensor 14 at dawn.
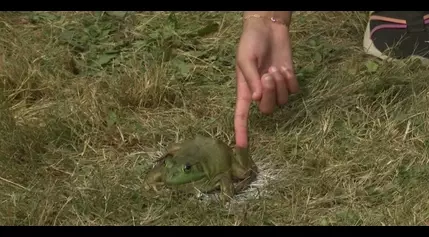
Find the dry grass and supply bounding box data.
[1,11,429,226]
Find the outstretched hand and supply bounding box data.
[234,18,299,148]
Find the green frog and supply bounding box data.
[143,135,258,201]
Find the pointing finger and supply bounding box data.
[234,68,252,148]
[237,57,262,101]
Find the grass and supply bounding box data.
[1,11,429,226]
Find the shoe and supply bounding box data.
[363,11,429,64]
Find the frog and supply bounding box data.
[143,135,258,202]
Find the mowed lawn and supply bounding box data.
[1,11,429,226]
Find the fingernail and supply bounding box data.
[263,75,272,82]
[252,92,261,100]
[269,66,277,73]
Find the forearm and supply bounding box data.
[243,11,292,26]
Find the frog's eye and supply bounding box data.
[183,163,192,173]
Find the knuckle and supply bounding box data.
[235,112,248,121]
[262,78,276,91]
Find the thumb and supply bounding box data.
[237,57,262,101]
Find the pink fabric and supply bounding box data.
[370,24,407,38]
[370,19,429,38]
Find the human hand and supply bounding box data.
[234,13,299,148]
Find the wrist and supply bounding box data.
[242,11,291,36]
[243,11,292,27]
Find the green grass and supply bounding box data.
[1,11,429,226]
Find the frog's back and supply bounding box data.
[175,135,233,165]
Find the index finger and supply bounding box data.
[237,56,262,101]
[234,68,252,148]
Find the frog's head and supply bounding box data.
[163,157,206,185]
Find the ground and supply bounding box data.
[1,11,429,226]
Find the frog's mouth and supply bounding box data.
[165,171,206,185]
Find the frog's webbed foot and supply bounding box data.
[233,173,256,193]
[232,147,258,193]
[200,173,234,205]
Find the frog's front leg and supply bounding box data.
[219,173,234,200]
[200,172,234,204]
[144,181,164,192]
